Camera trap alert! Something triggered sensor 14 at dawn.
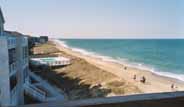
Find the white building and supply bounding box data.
[0,8,29,106]
[0,8,65,106]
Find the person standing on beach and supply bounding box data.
[171,84,174,89]
[124,66,127,70]
[133,75,136,80]
[171,83,177,91]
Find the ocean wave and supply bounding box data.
[53,39,184,82]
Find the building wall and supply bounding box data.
[16,37,25,105]
[0,35,29,106]
[0,37,11,106]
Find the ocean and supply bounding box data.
[57,39,184,81]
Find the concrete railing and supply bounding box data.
[20,91,184,107]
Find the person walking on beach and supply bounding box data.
[140,76,146,84]
[171,83,177,91]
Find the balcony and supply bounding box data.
[9,59,28,76]
[3,32,28,48]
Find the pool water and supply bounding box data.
[41,58,56,62]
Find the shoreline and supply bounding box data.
[54,39,184,82]
[52,39,184,93]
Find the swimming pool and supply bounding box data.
[31,57,71,66]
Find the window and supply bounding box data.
[8,48,16,65]
[22,46,28,60]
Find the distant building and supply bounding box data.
[28,36,48,48]
[28,36,40,47]
[39,36,48,43]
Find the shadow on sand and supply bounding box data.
[36,69,111,100]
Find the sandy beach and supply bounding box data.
[52,40,184,94]
[31,42,141,100]
[31,40,184,101]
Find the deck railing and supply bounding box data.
[20,91,184,107]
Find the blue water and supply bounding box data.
[58,39,184,81]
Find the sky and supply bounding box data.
[0,0,184,38]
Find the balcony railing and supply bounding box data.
[11,85,18,105]
[10,59,28,76]
[10,62,17,76]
